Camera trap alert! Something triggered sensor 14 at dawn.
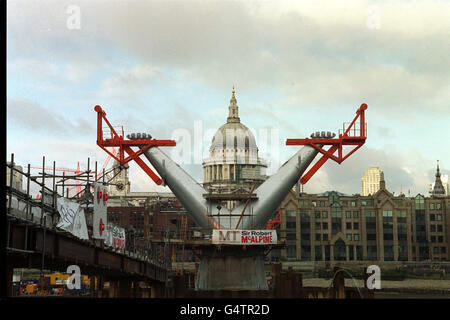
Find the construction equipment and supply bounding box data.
[94,105,176,185]
[286,103,367,184]
[266,209,282,230]
[94,101,368,291]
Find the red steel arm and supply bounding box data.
[287,103,367,185]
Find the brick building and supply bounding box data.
[273,177,450,262]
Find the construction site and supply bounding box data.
[4,86,386,299]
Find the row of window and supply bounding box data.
[431,236,445,243]
[433,247,447,254]
[430,225,444,232]
[287,221,444,235]
[288,209,441,220]
[281,245,447,259]
[299,200,371,207]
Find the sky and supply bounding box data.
[6,0,450,197]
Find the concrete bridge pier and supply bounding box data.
[195,246,268,291]
[150,282,164,298]
[118,279,132,298]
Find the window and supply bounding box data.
[366,211,376,218]
[430,225,436,232]
[362,200,373,206]
[366,222,376,229]
[437,214,442,221]
[397,223,407,231]
[351,201,356,207]
[398,210,407,218]
[346,211,351,218]
[322,222,328,230]
[286,210,296,217]
[436,203,441,210]
[384,234,394,240]
[353,223,359,230]
[437,225,443,232]
[353,211,359,218]
[415,195,425,210]
[346,222,352,230]
[431,236,436,243]
[299,200,309,207]
[383,221,393,229]
[354,234,360,241]
[438,236,443,243]
[430,214,435,221]
[286,233,296,240]
[315,222,321,230]
[286,221,296,229]
[433,247,439,254]
[331,204,341,218]
[383,210,393,217]
[342,200,348,206]
[315,234,321,241]
[367,234,376,240]
[430,203,435,210]
[301,234,310,241]
[322,211,328,218]
[398,234,407,241]
[323,234,328,241]
[301,211,311,218]
[287,245,297,259]
[416,214,425,221]
[320,201,325,207]
[441,247,446,254]
[347,234,352,241]
[332,222,341,231]
[315,211,321,218]
[301,222,310,229]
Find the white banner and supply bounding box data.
[104,224,126,251]
[212,230,277,245]
[56,197,89,240]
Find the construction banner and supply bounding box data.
[93,182,108,239]
[212,229,277,245]
[56,197,89,240]
[104,224,126,251]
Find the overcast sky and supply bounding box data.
[7,0,450,197]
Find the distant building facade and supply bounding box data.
[430,161,447,197]
[361,167,384,196]
[273,176,450,262]
[430,175,449,196]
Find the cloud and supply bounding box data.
[100,65,163,97]
[6,0,449,198]
[304,145,434,196]
[8,0,450,115]
[7,98,95,136]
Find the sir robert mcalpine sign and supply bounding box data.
[212,230,277,245]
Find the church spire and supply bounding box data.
[432,160,445,197]
[436,160,441,177]
[227,85,240,123]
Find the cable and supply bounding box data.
[327,268,364,298]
